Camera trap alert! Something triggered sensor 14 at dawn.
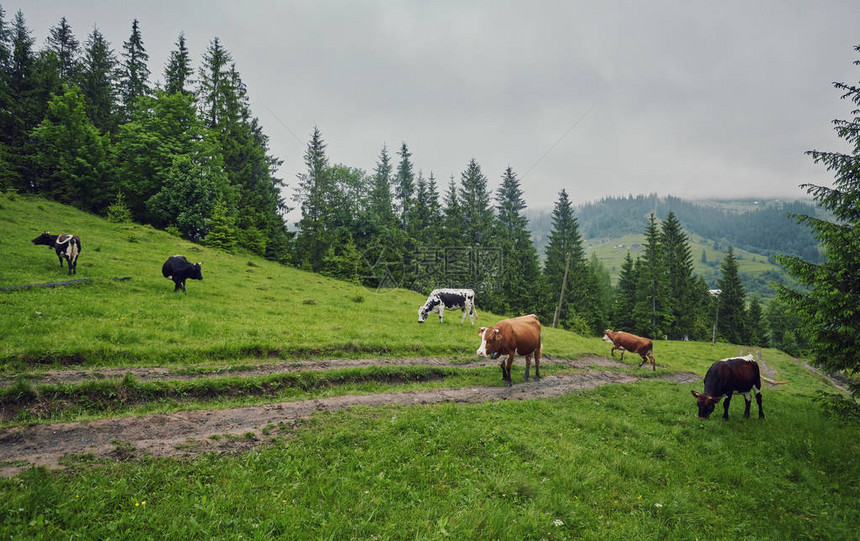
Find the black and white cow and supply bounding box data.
[162,255,203,294]
[418,288,477,325]
[32,232,81,275]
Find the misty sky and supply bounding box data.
[11,1,860,213]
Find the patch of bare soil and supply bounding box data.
[0,355,631,388]
[0,358,697,477]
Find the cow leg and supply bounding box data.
[755,389,764,419]
[504,355,514,387]
[743,393,752,418]
[648,351,656,371]
[499,360,508,384]
[438,305,444,323]
[461,307,467,325]
[534,342,541,381]
[524,354,532,381]
[722,394,732,420]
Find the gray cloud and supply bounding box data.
[14,0,860,214]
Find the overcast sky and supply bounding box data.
[12,1,860,213]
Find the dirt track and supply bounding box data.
[0,357,699,477]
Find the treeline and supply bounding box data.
[1,8,802,352]
[531,194,822,263]
[0,8,291,260]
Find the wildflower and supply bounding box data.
[141,501,146,506]
[654,503,663,508]
[553,519,564,527]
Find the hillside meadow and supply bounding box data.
[0,193,858,539]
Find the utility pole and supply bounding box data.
[552,252,571,329]
[710,289,721,344]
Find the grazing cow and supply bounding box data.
[162,255,203,294]
[602,329,656,371]
[418,288,477,325]
[691,354,764,420]
[32,232,81,275]
[476,314,542,387]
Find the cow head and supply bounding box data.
[191,262,203,280]
[476,326,502,359]
[417,297,439,323]
[602,330,615,344]
[691,390,722,419]
[32,232,54,246]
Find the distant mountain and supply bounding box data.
[526,194,819,299]
[527,194,822,263]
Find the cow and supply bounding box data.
[602,329,656,371]
[32,232,81,275]
[418,288,477,325]
[691,354,764,420]
[476,314,542,387]
[162,255,203,294]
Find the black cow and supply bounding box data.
[691,354,764,420]
[32,232,81,275]
[418,288,477,325]
[162,255,203,294]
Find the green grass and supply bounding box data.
[1,382,857,539]
[1,193,858,538]
[4,193,594,367]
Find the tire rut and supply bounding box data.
[0,368,699,477]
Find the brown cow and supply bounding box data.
[476,314,542,387]
[691,354,764,420]
[602,329,656,371]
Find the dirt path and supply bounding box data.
[0,362,700,477]
[0,355,631,388]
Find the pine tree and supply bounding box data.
[368,145,396,233]
[164,33,192,95]
[46,16,79,81]
[441,174,464,247]
[612,251,638,331]
[206,197,238,252]
[197,38,231,129]
[458,158,494,247]
[632,214,670,338]
[294,127,332,271]
[5,10,39,192]
[716,247,747,344]
[747,297,767,348]
[778,43,860,382]
[493,166,540,314]
[660,211,697,339]
[543,189,595,332]
[118,19,150,120]
[395,142,415,225]
[78,27,118,133]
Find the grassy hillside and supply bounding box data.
[0,193,596,368]
[1,193,858,539]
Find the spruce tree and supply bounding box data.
[78,27,118,133]
[632,214,670,338]
[747,297,767,348]
[660,211,696,339]
[395,142,415,225]
[778,43,860,382]
[118,19,150,120]
[294,127,332,271]
[164,33,192,95]
[543,189,595,332]
[441,174,464,247]
[368,145,396,233]
[494,166,540,314]
[716,247,747,344]
[612,251,638,331]
[458,158,494,247]
[46,16,79,81]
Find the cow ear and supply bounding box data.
[691,390,700,399]
[710,396,722,405]
[196,262,203,266]
[478,327,487,334]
